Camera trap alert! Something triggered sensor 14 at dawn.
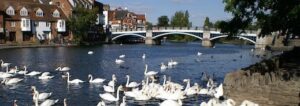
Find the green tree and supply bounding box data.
[67,6,99,43]
[220,0,300,41]
[169,11,195,41]
[203,17,213,28]
[214,20,222,29]
[157,16,169,27]
[146,21,153,29]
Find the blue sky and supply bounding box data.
[98,0,232,26]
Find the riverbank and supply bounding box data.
[223,48,300,106]
[0,44,78,50]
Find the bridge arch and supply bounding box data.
[152,32,203,40]
[209,34,256,44]
[112,33,146,41]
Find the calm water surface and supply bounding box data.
[0,43,266,106]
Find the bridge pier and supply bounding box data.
[145,30,154,45]
[202,39,213,47]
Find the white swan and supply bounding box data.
[32,86,52,101]
[214,83,223,98]
[142,53,146,59]
[8,66,18,74]
[34,93,58,106]
[0,59,11,68]
[160,99,182,106]
[63,98,67,106]
[99,86,123,102]
[66,72,84,84]
[25,71,41,76]
[97,100,106,106]
[1,78,23,85]
[55,67,70,72]
[240,100,259,106]
[183,79,199,96]
[38,72,54,80]
[134,93,151,101]
[108,74,117,87]
[119,54,125,58]
[125,75,140,88]
[144,64,158,76]
[103,85,115,93]
[160,62,167,70]
[197,52,203,56]
[88,51,94,55]
[120,96,127,106]
[17,66,28,75]
[88,74,105,83]
[0,72,14,78]
[115,59,124,64]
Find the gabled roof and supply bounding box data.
[0,0,67,21]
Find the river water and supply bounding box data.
[0,43,266,106]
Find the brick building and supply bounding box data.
[108,7,146,30]
[0,0,67,44]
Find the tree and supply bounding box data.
[169,11,195,41]
[67,6,99,43]
[146,21,153,29]
[220,0,300,41]
[203,17,213,28]
[214,20,222,29]
[157,16,169,27]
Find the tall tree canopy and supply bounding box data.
[67,6,99,43]
[203,17,214,28]
[220,0,300,38]
[157,16,169,27]
[171,11,191,27]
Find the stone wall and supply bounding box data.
[224,48,300,106]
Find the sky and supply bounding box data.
[98,0,232,27]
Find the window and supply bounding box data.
[11,22,15,27]
[20,7,28,16]
[36,8,44,17]
[52,9,60,17]
[46,22,50,27]
[6,6,15,16]
[26,20,30,27]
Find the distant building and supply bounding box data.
[0,0,67,44]
[108,7,146,30]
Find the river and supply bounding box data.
[0,43,266,106]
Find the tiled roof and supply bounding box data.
[0,0,67,21]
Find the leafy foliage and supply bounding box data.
[220,0,300,38]
[203,17,214,29]
[67,6,99,43]
[157,16,169,27]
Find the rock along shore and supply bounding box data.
[224,48,300,106]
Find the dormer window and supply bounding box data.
[20,7,28,16]
[52,9,60,17]
[36,8,44,17]
[6,6,15,16]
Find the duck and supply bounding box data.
[66,72,84,84]
[160,99,182,106]
[88,74,105,83]
[119,54,125,58]
[55,66,70,72]
[1,78,23,85]
[144,64,158,76]
[125,75,140,88]
[115,59,124,64]
[99,86,123,102]
[31,86,52,101]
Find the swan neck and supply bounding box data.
[163,76,166,86]
[126,76,129,86]
[116,87,120,100]
[89,75,93,82]
[67,73,70,82]
[34,93,39,106]
[144,65,147,74]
